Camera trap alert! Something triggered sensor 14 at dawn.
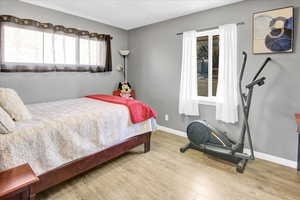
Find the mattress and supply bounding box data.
[0,98,156,175]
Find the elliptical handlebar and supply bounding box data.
[252,57,271,81]
[239,51,248,87]
[239,52,271,90]
[246,77,266,89]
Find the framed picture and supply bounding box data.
[253,7,294,54]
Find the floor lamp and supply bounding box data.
[119,50,130,81]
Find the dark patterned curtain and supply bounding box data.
[0,22,2,72]
[0,15,112,73]
[105,35,112,72]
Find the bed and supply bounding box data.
[0,97,156,199]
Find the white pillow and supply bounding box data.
[0,106,16,134]
[0,88,32,121]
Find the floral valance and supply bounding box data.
[0,15,112,40]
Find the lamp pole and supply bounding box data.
[123,55,126,82]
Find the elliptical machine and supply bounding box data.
[180,52,271,173]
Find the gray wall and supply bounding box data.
[128,0,300,161]
[1,0,298,162]
[0,0,128,104]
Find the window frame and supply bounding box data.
[195,29,220,106]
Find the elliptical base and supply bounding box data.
[180,144,249,173]
[180,142,203,153]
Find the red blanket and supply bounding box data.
[86,95,157,124]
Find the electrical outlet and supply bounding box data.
[165,114,169,121]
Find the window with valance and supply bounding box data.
[0,15,112,72]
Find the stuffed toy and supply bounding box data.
[117,81,134,99]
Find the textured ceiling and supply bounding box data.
[21,0,244,30]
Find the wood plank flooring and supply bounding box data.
[38,131,300,200]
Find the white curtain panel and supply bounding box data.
[178,31,199,116]
[216,24,238,123]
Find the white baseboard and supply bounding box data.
[157,125,186,137]
[243,149,297,169]
[157,125,297,169]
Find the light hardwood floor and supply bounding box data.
[38,131,300,200]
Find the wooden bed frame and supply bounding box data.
[29,131,151,200]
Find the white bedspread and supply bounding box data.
[0,98,156,175]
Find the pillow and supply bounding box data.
[0,88,32,121]
[0,106,16,134]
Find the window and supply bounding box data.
[196,29,219,105]
[2,25,105,67]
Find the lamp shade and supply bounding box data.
[119,50,130,56]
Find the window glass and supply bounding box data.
[4,26,43,63]
[197,36,209,97]
[65,35,76,65]
[54,35,76,65]
[80,38,90,65]
[90,40,99,66]
[43,32,54,64]
[54,34,65,64]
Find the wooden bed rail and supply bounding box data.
[29,132,151,199]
